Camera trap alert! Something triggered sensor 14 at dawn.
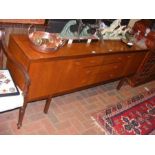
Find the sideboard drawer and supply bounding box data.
[101,53,134,65]
[98,62,125,80]
[82,62,125,85]
[74,53,130,68]
[102,54,123,64]
[75,56,104,67]
[79,66,100,85]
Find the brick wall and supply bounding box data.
[0,23,45,67]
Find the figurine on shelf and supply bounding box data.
[60,19,99,42]
[100,19,130,40]
[79,25,92,37]
[109,25,126,38]
[60,20,78,38]
[101,19,121,35]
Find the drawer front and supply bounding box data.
[102,54,124,64]
[99,62,123,73]
[74,53,136,68]
[75,56,104,67]
[96,62,125,82]
[80,62,125,86]
[78,66,100,86]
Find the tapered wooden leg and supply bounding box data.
[44,97,52,114]
[0,47,3,68]
[17,104,27,129]
[117,78,127,90]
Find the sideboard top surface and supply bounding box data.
[10,34,148,61]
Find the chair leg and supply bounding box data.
[0,48,3,68]
[117,78,127,90]
[17,104,27,129]
[44,97,52,114]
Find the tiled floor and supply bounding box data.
[0,80,155,135]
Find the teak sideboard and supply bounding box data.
[7,34,148,104]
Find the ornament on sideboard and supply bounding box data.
[28,25,67,53]
[99,19,130,40]
[59,20,99,43]
[60,20,78,38]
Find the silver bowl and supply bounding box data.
[28,26,66,53]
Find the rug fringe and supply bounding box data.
[90,116,108,135]
[103,88,155,119]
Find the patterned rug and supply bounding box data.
[92,88,155,135]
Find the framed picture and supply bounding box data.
[0,69,19,97]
